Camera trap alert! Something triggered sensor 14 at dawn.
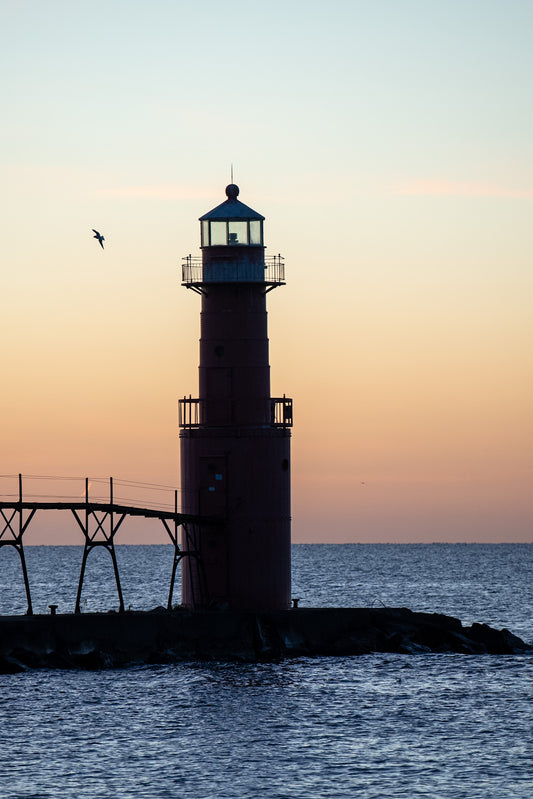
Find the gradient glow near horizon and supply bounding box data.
[2,0,532,544]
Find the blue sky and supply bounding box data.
[5,0,532,191]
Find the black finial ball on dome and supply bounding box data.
[226,184,239,199]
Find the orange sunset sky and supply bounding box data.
[2,0,532,544]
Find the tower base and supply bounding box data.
[180,426,291,611]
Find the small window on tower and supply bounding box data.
[201,220,210,247]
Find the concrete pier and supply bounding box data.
[0,607,530,673]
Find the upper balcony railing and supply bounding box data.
[181,254,285,289]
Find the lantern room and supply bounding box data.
[199,184,264,248]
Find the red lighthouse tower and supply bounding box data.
[179,184,292,611]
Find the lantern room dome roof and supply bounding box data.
[199,185,265,222]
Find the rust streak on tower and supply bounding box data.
[179,184,292,611]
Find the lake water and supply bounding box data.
[0,544,532,798]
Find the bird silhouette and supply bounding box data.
[92,229,105,249]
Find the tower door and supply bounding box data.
[198,456,228,518]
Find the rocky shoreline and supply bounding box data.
[0,607,531,673]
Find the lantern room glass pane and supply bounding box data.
[249,220,262,245]
[210,221,227,246]
[201,220,210,246]
[228,221,248,245]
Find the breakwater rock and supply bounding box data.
[0,607,531,673]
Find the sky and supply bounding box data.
[1,0,532,544]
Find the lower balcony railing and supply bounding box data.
[179,396,293,429]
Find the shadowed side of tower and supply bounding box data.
[179,184,292,611]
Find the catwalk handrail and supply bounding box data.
[0,475,191,519]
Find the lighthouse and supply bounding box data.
[179,184,292,611]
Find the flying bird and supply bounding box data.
[92,229,105,249]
